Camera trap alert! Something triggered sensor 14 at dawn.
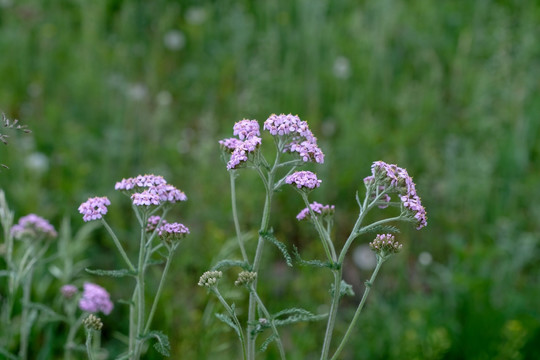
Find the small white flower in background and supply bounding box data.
[332,56,351,79]
[156,91,173,107]
[418,251,433,266]
[25,152,49,174]
[163,30,185,51]
[185,7,207,25]
[127,83,148,101]
[353,244,377,270]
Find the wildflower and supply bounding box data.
[285,171,322,190]
[78,197,111,222]
[61,284,78,299]
[83,314,103,331]
[235,271,257,287]
[198,270,222,288]
[369,161,427,229]
[289,140,325,164]
[147,215,166,232]
[148,184,188,203]
[233,119,260,140]
[226,137,262,170]
[369,234,403,256]
[131,190,161,206]
[218,137,243,153]
[296,201,335,221]
[158,222,189,242]
[115,174,167,191]
[11,214,57,239]
[79,282,114,315]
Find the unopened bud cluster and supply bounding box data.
[235,271,257,287]
[83,314,103,331]
[369,234,402,255]
[198,270,222,288]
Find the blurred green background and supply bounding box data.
[1,0,539,358]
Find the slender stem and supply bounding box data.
[134,219,147,358]
[18,267,33,360]
[143,244,177,334]
[319,269,342,360]
[101,219,135,272]
[65,314,85,360]
[251,290,287,360]
[330,258,384,360]
[230,171,249,262]
[128,288,137,356]
[85,331,96,360]
[213,289,247,360]
[300,193,336,262]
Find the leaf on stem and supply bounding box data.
[211,259,251,271]
[357,225,400,236]
[259,334,277,353]
[139,331,171,357]
[215,313,242,339]
[260,229,292,267]
[273,307,327,326]
[293,246,336,269]
[329,280,355,299]
[85,268,136,278]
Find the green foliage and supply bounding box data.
[260,229,292,267]
[85,268,136,278]
[140,331,171,357]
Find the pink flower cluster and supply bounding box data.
[146,215,165,232]
[11,214,57,239]
[219,119,262,170]
[78,197,111,222]
[296,201,335,220]
[285,171,322,190]
[369,161,427,229]
[79,282,113,315]
[369,233,403,254]
[115,174,187,207]
[61,284,78,299]
[264,113,324,164]
[158,222,190,242]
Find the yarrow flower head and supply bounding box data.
[198,270,222,288]
[158,222,189,243]
[114,174,167,191]
[83,314,103,331]
[296,201,335,221]
[78,197,111,222]
[285,171,322,191]
[369,234,403,257]
[235,271,257,287]
[218,137,244,153]
[116,174,187,207]
[233,119,260,140]
[131,190,161,206]
[11,214,57,239]
[368,161,427,229]
[264,113,324,164]
[79,282,114,315]
[146,215,166,232]
[61,284,78,299]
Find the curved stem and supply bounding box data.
[300,193,336,262]
[230,171,249,263]
[143,244,177,334]
[213,289,247,360]
[251,290,287,359]
[330,258,384,360]
[101,219,135,272]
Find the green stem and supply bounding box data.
[143,244,177,334]
[64,314,85,360]
[300,193,336,262]
[101,219,135,272]
[18,267,33,360]
[213,289,247,360]
[319,269,342,360]
[134,219,148,358]
[251,290,287,360]
[330,258,384,360]
[230,171,249,262]
[85,331,96,360]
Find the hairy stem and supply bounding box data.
[214,289,247,360]
[230,171,249,262]
[251,290,287,360]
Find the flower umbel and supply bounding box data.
[198,271,222,288]
[158,222,189,243]
[83,314,103,331]
[235,271,257,287]
[369,234,403,256]
[285,171,322,190]
[79,282,114,315]
[61,284,78,299]
[296,202,335,221]
[11,214,57,239]
[78,197,111,222]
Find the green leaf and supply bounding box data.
[139,331,170,357]
[358,225,400,235]
[260,229,292,267]
[211,259,250,271]
[259,334,277,353]
[85,268,136,278]
[293,246,336,269]
[330,280,355,299]
[215,313,242,339]
[273,307,327,327]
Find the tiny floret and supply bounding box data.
[235,271,257,287]
[79,282,114,315]
[61,284,78,299]
[285,171,322,190]
[78,197,111,222]
[369,234,403,255]
[83,314,103,331]
[131,190,161,206]
[147,215,166,232]
[219,137,244,153]
[198,270,222,288]
[11,214,57,239]
[233,119,260,140]
[158,222,189,242]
